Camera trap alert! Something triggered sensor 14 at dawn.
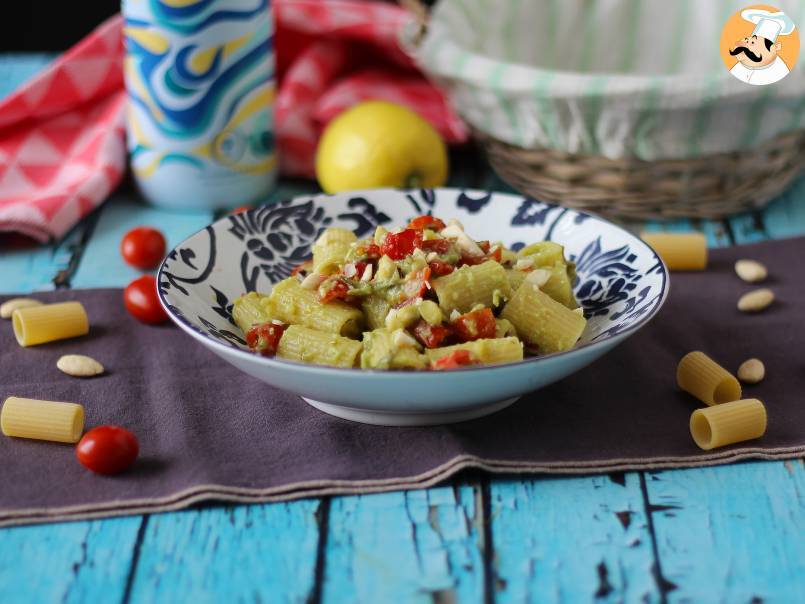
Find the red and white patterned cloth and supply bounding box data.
[0,0,466,243]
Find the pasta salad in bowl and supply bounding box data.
[158,188,668,425]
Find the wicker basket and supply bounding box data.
[402,0,805,220]
[476,129,805,220]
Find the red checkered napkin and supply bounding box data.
[0,0,466,244]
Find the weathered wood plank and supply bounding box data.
[322,486,486,604]
[0,219,93,293]
[646,461,805,603]
[70,191,215,289]
[126,502,322,604]
[760,176,805,240]
[0,517,143,604]
[490,473,661,603]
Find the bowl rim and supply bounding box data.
[157,187,670,377]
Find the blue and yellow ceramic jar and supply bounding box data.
[122,0,276,210]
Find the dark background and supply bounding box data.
[3,1,120,51]
[0,0,429,52]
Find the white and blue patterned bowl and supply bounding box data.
[158,188,669,425]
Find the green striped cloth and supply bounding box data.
[406,0,805,160]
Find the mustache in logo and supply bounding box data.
[730,46,763,63]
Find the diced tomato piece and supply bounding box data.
[413,320,451,349]
[477,240,491,254]
[318,279,351,303]
[460,253,488,266]
[421,239,451,255]
[354,242,381,260]
[451,308,496,342]
[428,260,454,277]
[290,261,312,277]
[488,245,502,263]
[430,349,479,370]
[246,322,286,356]
[402,266,431,300]
[407,215,446,231]
[380,229,423,260]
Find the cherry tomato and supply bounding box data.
[413,320,451,349]
[380,229,423,260]
[318,278,351,303]
[120,226,166,270]
[124,275,169,324]
[407,215,446,231]
[451,308,497,342]
[421,239,451,255]
[428,260,454,277]
[430,349,479,371]
[76,426,139,475]
[247,322,286,356]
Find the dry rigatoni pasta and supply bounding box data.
[1,396,84,443]
[12,301,89,347]
[425,337,523,365]
[266,278,363,337]
[689,399,767,450]
[432,260,511,314]
[640,232,707,271]
[277,325,362,368]
[677,351,742,406]
[501,283,586,353]
[312,227,357,274]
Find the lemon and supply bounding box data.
[315,101,448,193]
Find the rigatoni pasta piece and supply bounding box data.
[425,337,523,366]
[495,318,518,339]
[312,227,357,274]
[360,329,428,370]
[232,292,272,334]
[677,351,742,406]
[516,241,566,267]
[266,278,363,337]
[505,269,527,292]
[1,396,84,443]
[500,284,586,353]
[277,325,362,368]
[432,260,512,314]
[690,399,767,450]
[540,264,577,309]
[640,232,707,271]
[361,295,391,330]
[12,301,89,347]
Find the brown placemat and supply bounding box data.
[1,237,803,526]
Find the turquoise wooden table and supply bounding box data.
[1,56,804,603]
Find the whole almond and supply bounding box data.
[56,354,104,378]
[735,259,768,283]
[737,288,774,313]
[738,358,765,384]
[0,298,42,319]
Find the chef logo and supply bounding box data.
[721,5,799,86]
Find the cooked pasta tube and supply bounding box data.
[277,325,362,368]
[432,260,512,314]
[12,301,89,347]
[266,278,363,337]
[425,337,523,366]
[505,269,528,292]
[501,284,586,353]
[232,292,272,334]
[640,233,707,271]
[540,264,577,309]
[690,399,767,451]
[495,318,518,339]
[361,295,391,330]
[312,227,357,274]
[677,351,742,406]
[1,396,84,443]
[360,329,428,370]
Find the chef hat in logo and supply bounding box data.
[741,9,796,43]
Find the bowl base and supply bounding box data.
[301,396,521,426]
